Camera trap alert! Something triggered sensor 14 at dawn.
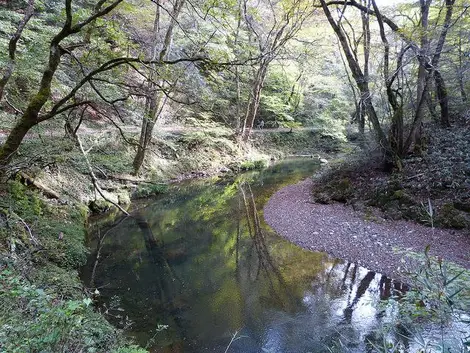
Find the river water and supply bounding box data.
[81,159,406,353]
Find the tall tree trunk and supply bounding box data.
[0,0,124,175]
[457,33,467,103]
[372,0,405,161]
[320,0,390,162]
[0,40,63,171]
[133,0,185,174]
[434,70,450,127]
[431,0,455,127]
[412,0,431,152]
[359,0,370,141]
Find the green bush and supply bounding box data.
[239,159,268,171]
[369,249,470,352]
[133,183,169,199]
[0,267,123,353]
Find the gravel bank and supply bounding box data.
[264,178,470,279]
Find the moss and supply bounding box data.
[454,201,470,213]
[0,182,147,352]
[312,177,355,204]
[391,189,415,206]
[30,263,83,298]
[330,178,353,202]
[436,203,468,229]
[117,190,131,205]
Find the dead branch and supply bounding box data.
[76,134,129,216]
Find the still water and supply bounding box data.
[81,159,404,353]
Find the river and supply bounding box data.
[81,158,406,353]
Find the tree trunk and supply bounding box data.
[320,0,390,159]
[241,62,268,142]
[430,0,455,127]
[434,70,450,127]
[0,0,35,102]
[0,40,62,172]
[457,34,467,103]
[0,0,124,174]
[132,0,185,175]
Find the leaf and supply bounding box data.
[83,298,93,307]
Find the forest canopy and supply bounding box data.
[0,0,469,175]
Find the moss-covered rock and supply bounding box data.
[436,203,469,229]
[313,177,354,203]
[117,191,131,205]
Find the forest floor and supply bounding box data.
[264,116,470,279]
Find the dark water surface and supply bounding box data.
[81,159,403,353]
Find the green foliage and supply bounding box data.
[239,159,268,171]
[0,183,148,352]
[0,180,88,268]
[435,203,468,229]
[112,346,149,353]
[371,249,470,352]
[0,266,142,353]
[258,68,302,127]
[133,183,169,199]
[8,178,44,216]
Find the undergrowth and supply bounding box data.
[366,249,470,353]
[0,179,147,353]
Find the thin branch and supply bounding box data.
[76,134,129,216]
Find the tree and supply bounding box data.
[132,0,186,175]
[319,0,458,168]
[319,0,391,162]
[0,0,35,102]
[0,0,207,176]
[0,0,125,173]
[240,0,313,141]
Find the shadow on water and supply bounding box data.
[81,159,405,353]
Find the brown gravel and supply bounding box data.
[264,178,470,279]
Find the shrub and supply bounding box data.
[133,183,168,199]
[0,267,123,353]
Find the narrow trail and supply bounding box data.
[264,178,470,279]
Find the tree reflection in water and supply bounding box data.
[82,161,406,353]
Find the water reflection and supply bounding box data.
[81,159,403,353]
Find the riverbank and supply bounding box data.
[0,124,342,352]
[264,119,470,279]
[264,178,470,279]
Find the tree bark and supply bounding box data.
[241,61,268,142]
[320,0,390,158]
[133,0,185,174]
[431,0,455,127]
[434,69,450,127]
[0,0,125,175]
